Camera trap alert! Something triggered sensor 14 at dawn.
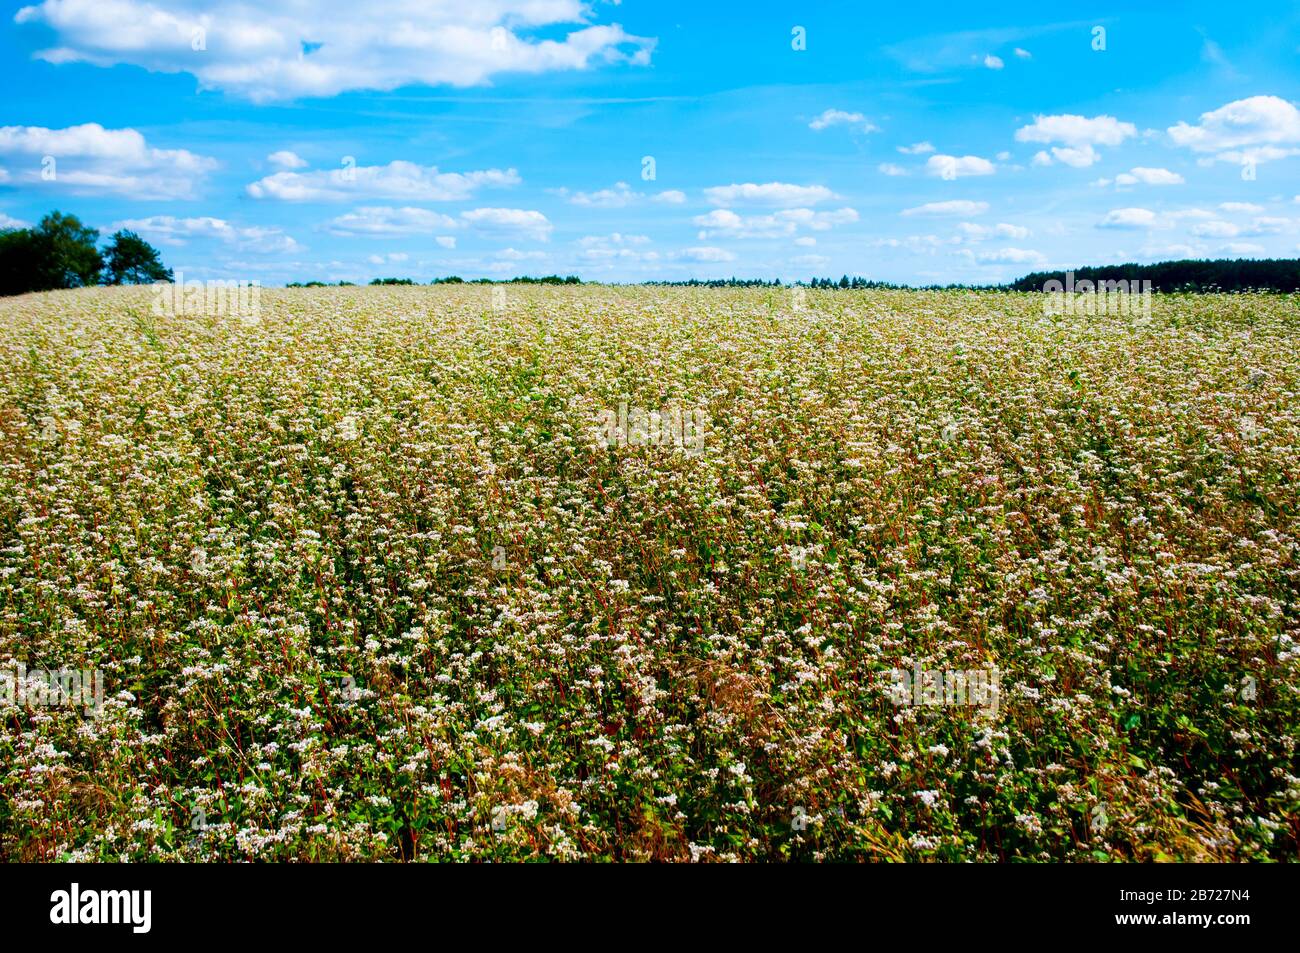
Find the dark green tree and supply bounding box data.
[0,227,47,296]
[103,230,172,284]
[35,211,103,288]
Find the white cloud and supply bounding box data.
[0,122,215,198]
[576,233,657,262]
[926,154,996,178]
[1138,243,1202,259]
[704,182,835,207]
[1050,144,1100,168]
[1220,242,1266,255]
[809,109,878,132]
[693,207,858,239]
[1220,202,1264,213]
[0,212,29,229]
[871,234,953,254]
[793,236,816,247]
[1014,48,1031,59]
[494,248,547,262]
[14,0,656,102]
[267,150,307,170]
[1241,216,1290,235]
[367,252,409,265]
[901,200,989,217]
[1114,167,1184,186]
[1016,113,1138,147]
[898,141,935,155]
[329,204,553,241]
[969,246,1045,264]
[877,162,908,176]
[956,222,1030,241]
[791,254,829,268]
[111,215,301,253]
[1015,114,1137,167]
[1168,95,1300,165]
[460,207,552,241]
[1191,220,1240,238]
[247,160,519,201]
[558,181,684,207]
[326,206,458,237]
[577,232,651,248]
[1099,207,1160,229]
[672,246,735,263]
[983,54,1004,70]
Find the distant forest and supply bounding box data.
[1006,258,1300,293]
[6,209,1300,296]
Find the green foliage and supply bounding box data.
[0,211,104,295]
[1010,259,1300,293]
[102,230,172,285]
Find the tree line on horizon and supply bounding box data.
[0,210,171,296]
[6,209,1300,297]
[1006,258,1300,293]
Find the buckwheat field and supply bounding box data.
[1,284,1297,862]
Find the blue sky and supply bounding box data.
[3,0,1300,284]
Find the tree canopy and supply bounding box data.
[0,211,171,296]
[103,229,173,285]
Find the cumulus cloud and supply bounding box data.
[327,204,551,241]
[1015,114,1137,167]
[926,154,996,178]
[1139,243,1203,260]
[459,207,552,241]
[1190,220,1240,238]
[1168,95,1300,165]
[898,141,935,155]
[267,150,307,170]
[0,122,215,198]
[704,182,836,207]
[326,206,458,237]
[871,234,954,254]
[956,222,1030,241]
[672,246,735,263]
[1097,206,1271,236]
[809,109,878,132]
[1100,167,1185,187]
[246,160,520,201]
[901,200,989,217]
[966,246,1045,264]
[693,207,858,239]
[983,54,1004,70]
[1190,216,1291,238]
[576,233,658,262]
[14,0,656,102]
[556,181,684,207]
[1098,207,1160,229]
[878,162,908,176]
[110,215,301,253]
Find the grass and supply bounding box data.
[0,283,1296,861]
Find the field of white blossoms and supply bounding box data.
[0,284,1297,862]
